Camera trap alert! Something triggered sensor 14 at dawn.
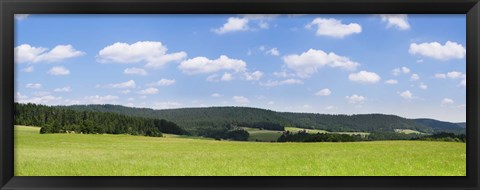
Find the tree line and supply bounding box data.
[276,130,466,143]
[15,103,189,137]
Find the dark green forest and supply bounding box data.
[59,104,466,135]
[15,103,188,137]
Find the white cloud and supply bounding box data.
[379,14,410,30]
[409,41,466,61]
[121,90,131,94]
[84,95,119,104]
[15,14,29,20]
[400,90,414,100]
[419,83,428,90]
[306,17,361,38]
[233,96,249,103]
[146,79,176,87]
[14,44,84,63]
[23,66,34,72]
[325,106,336,110]
[54,86,71,92]
[348,70,381,84]
[260,78,303,87]
[315,88,331,96]
[446,71,464,79]
[244,71,263,81]
[179,55,246,74]
[152,101,182,109]
[206,74,220,82]
[268,101,275,105]
[97,41,187,68]
[417,59,424,63]
[124,67,148,76]
[221,72,234,81]
[434,73,447,79]
[138,87,159,95]
[346,94,365,104]
[392,67,410,76]
[213,17,249,34]
[460,78,466,87]
[213,15,277,34]
[211,93,224,98]
[25,83,42,89]
[15,92,28,101]
[48,66,70,76]
[266,48,280,56]
[283,49,359,78]
[105,80,136,89]
[441,98,454,105]
[385,79,398,84]
[410,74,420,81]
[17,95,62,105]
[273,71,295,78]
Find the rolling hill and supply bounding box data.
[57,104,466,135]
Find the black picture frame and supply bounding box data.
[1,0,479,189]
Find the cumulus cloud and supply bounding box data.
[213,17,250,34]
[346,94,365,104]
[349,71,381,84]
[446,71,464,79]
[124,67,148,76]
[306,18,361,38]
[379,14,410,30]
[384,79,398,84]
[54,86,72,92]
[283,49,359,78]
[97,41,186,68]
[410,74,420,81]
[17,95,62,105]
[152,101,182,109]
[244,71,263,81]
[315,88,331,96]
[212,15,277,34]
[15,44,84,63]
[409,41,466,61]
[233,96,249,103]
[15,14,30,20]
[441,98,454,105]
[434,73,447,79]
[221,72,234,81]
[273,71,295,78]
[48,66,70,76]
[105,80,136,89]
[149,78,175,86]
[392,67,410,76]
[25,83,42,89]
[400,90,414,100]
[419,83,428,90]
[211,93,224,98]
[84,95,119,104]
[138,87,159,95]
[179,55,246,74]
[23,66,34,72]
[260,78,303,87]
[266,48,280,56]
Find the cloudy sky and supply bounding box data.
[14,14,466,122]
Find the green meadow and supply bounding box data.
[15,126,466,176]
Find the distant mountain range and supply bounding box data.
[57,104,466,135]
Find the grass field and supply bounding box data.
[15,126,466,176]
[394,129,427,135]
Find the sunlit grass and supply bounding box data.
[15,125,465,176]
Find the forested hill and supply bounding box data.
[58,104,466,134]
[15,103,189,137]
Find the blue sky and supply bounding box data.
[14,14,466,122]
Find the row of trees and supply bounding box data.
[412,132,466,142]
[15,103,189,137]
[197,124,250,141]
[277,130,364,142]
